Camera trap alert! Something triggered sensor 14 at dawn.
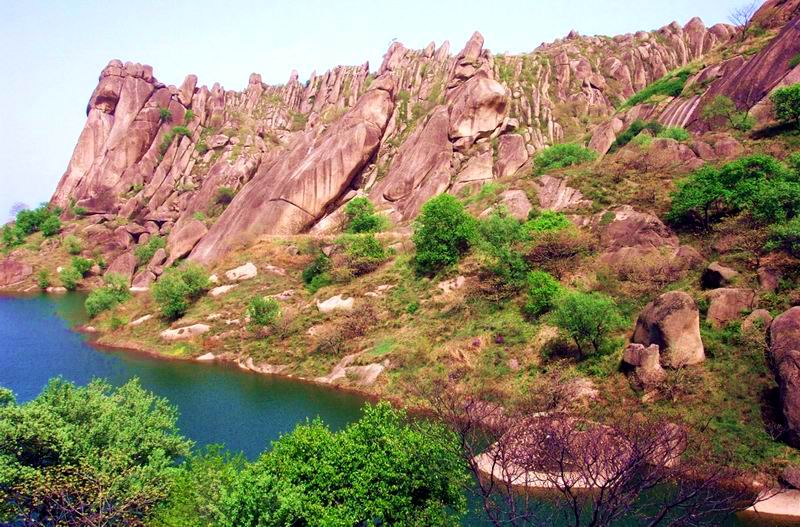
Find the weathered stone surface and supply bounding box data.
[0,258,32,287]
[706,288,755,328]
[131,270,155,291]
[190,77,395,264]
[450,150,493,195]
[130,314,153,326]
[701,261,738,289]
[622,343,666,387]
[224,262,257,281]
[772,308,800,442]
[164,219,208,267]
[316,294,354,313]
[371,106,452,221]
[496,190,533,220]
[160,324,210,341]
[534,175,589,211]
[632,291,705,368]
[742,309,773,334]
[758,266,780,292]
[105,251,137,284]
[447,74,508,145]
[494,134,528,178]
[210,284,238,297]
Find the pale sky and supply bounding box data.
[0,0,744,221]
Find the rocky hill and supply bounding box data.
[3,0,800,483]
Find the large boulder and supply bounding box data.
[161,324,210,341]
[164,219,208,267]
[494,134,528,178]
[450,150,494,195]
[189,76,395,265]
[225,262,257,281]
[772,308,800,442]
[105,251,137,285]
[533,175,590,211]
[701,261,738,289]
[0,258,32,287]
[706,288,755,328]
[371,106,452,221]
[632,291,705,368]
[447,74,508,147]
[496,190,532,221]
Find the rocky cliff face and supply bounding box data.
[52,4,791,269]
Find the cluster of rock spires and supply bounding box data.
[51,6,791,273]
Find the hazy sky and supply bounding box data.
[0,0,744,221]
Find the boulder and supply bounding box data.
[534,175,590,211]
[494,134,528,178]
[447,74,508,146]
[701,261,738,289]
[148,247,167,270]
[131,270,155,291]
[706,288,755,328]
[316,294,354,313]
[164,219,208,267]
[773,307,800,442]
[210,284,238,297]
[622,343,667,387]
[130,314,153,326]
[450,150,494,195]
[160,324,210,341]
[225,262,257,281]
[438,275,466,294]
[0,258,32,287]
[494,190,533,220]
[758,266,780,292]
[632,291,705,368]
[105,251,137,285]
[742,309,773,334]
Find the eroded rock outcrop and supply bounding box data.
[632,291,705,368]
[0,258,32,287]
[771,307,800,442]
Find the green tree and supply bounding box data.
[523,270,562,318]
[342,233,387,275]
[344,196,386,233]
[533,143,597,173]
[58,266,82,291]
[152,264,210,319]
[477,208,530,290]
[770,84,800,129]
[702,95,754,131]
[135,235,166,265]
[553,291,625,357]
[220,403,467,527]
[413,194,477,275]
[0,378,192,525]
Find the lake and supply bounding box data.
[0,292,793,526]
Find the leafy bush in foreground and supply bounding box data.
[413,194,477,275]
[770,83,800,129]
[534,143,597,173]
[152,264,210,319]
[344,196,387,233]
[341,233,387,275]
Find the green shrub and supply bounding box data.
[302,253,332,293]
[658,127,691,142]
[525,210,572,233]
[39,215,61,237]
[629,133,653,148]
[85,274,131,318]
[477,209,530,290]
[134,235,166,265]
[160,125,193,155]
[215,186,236,205]
[667,154,800,230]
[412,194,477,275]
[219,403,467,527]
[151,264,210,319]
[767,216,800,257]
[342,233,387,275]
[70,256,92,276]
[702,95,755,131]
[36,269,50,290]
[770,84,800,129]
[533,143,597,173]
[159,107,173,122]
[2,224,20,249]
[523,270,562,318]
[621,67,692,108]
[64,234,82,255]
[183,109,195,123]
[246,296,281,328]
[553,291,625,357]
[791,54,800,69]
[611,120,664,151]
[344,197,386,233]
[9,204,62,242]
[59,267,82,291]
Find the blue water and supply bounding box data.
[0,292,365,459]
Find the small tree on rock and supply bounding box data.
[771,84,800,130]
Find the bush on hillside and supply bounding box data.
[770,84,800,129]
[525,210,573,233]
[477,208,530,291]
[246,296,281,329]
[70,256,92,276]
[552,291,625,357]
[702,95,755,131]
[341,233,387,275]
[134,235,166,265]
[151,264,210,320]
[64,234,82,255]
[611,120,663,151]
[344,197,387,234]
[58,267,82,291]
[533,143,597,173]
[85,273,131,318]
[36,269,50,290]
[302,253,333,293]
[621,67,692,109]
[412,194,477,275]
[767,216,800,257]
[523,270,562,318]
[215,186,236,205]
[657,126,691,142]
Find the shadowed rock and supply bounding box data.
[632,291,704,368]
